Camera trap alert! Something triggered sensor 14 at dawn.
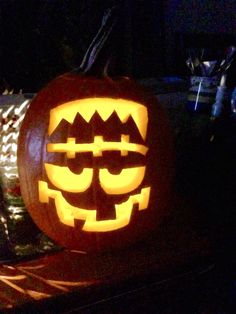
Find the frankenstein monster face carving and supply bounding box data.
[38,98,150,232]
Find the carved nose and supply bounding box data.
[92,169,116,221]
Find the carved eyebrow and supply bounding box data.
[47,135,148,158]
[48,98,148,140]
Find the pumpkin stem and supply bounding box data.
[75,5,121,76]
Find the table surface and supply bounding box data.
[0,192,219,313]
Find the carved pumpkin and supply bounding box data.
[17,8,174,252]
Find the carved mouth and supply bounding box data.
[38,180,150,232]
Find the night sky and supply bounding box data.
[0,1,235,92]
[0,1,121,92]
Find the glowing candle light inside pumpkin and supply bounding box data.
[17,4,174,252]
[38,97,150,232]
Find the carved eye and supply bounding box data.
[99,166,146,194]
[44,163,93,192]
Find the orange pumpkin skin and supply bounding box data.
[17,73,174,252]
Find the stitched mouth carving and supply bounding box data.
[39,181,150,232]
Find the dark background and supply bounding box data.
[0,2,236,312]
[0,0,235,92]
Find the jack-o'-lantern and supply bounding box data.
[17,7,174,252]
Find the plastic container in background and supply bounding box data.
[230,87,236,115]
[186,76,219,114]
